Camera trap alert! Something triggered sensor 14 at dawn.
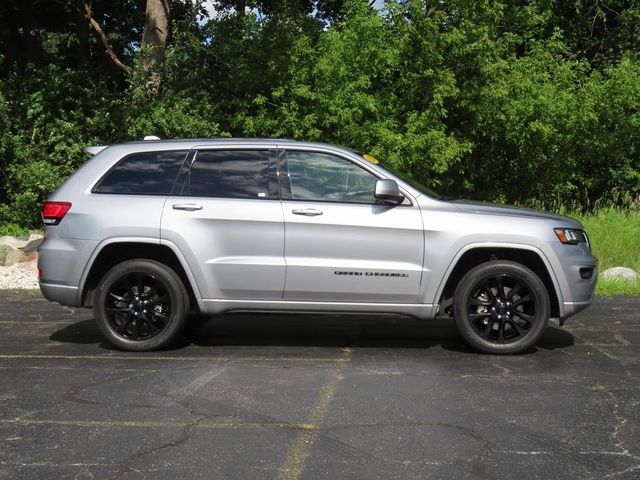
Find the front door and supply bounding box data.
[280,150,424,303]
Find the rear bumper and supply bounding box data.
[37,236,97,307]
[39,282,79,306]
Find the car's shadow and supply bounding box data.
[49,314,575,353]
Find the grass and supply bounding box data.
[572,208,640,295]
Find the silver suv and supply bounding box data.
[38,138,598,354]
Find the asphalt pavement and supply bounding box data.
[0,290,638,480]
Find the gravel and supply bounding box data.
[0,261,39,289]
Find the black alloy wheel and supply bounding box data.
[453,261,550,354]
[94,259,189,351]
[105,272,171,340]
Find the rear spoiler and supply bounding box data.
[84,145,108,156]
[84,136,160,157]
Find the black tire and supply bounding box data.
[94,259,189,351]
[453,260,550,354]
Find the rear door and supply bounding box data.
[280,149,425,303]
[161,147,285,300]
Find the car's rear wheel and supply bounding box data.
[94,259,189,351]
[453,260,550,354]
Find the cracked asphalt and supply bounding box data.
[0,290,639,480]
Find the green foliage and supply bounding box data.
[0,0,639,228]
[124,94,224,139]
[0,223,29,238]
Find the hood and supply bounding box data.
[451,199,581,226]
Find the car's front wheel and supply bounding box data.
[453,260,550,354]
[94,259,189,351]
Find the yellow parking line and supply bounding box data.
[276,347,352,480]
[0,418,314,431]
[0,354,345,363]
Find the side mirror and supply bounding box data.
[375,179,404,205]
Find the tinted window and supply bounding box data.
[187,150,270,199]
[95,150,187,195]
[286,151,377,203]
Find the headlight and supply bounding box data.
[554,227,589,247]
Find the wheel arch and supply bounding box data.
[436,245,561,318]
[80,239,200,312]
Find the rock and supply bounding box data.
[4,249,36,266]
[601,267,638,281]
[23,234,44,253]
[0,244,16,266]
[0,235,28,250]
[16,258,38,274]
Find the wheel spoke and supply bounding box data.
[469,312,491,320]
[480,279,496,301]
[513,311,535,323]
[151,312,169,323]
[512,294,531,307]
[116,316,131,334]
[508,318,525,336]
[143,280,161,299]
[481,320,494,339]
[136,274,145,297]
[109,292,128,303]
[134,318,142,339]
[106,307,129,314]
[497,321,505,343]
[495,275,505,298]
[507,281,524,300]
[143,316,161,333]
[124,277,136,299]
[469,298,492,307]
[147,295,169,307]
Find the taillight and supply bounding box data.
[42,201,72,225]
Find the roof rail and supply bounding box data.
[143,135,161,141]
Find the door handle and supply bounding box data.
[172,203,203,211]
[292,208,323,217]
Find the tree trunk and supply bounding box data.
[141,0,170,98]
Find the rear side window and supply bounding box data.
[95,150,187,195]
[186,150,271,199]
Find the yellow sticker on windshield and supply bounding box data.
[363,154,379,164]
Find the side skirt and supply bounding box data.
[198,299,437,320]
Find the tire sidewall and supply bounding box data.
[454,261,550,354]
[94,259,189,351]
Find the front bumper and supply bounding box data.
[543,241,598,320]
